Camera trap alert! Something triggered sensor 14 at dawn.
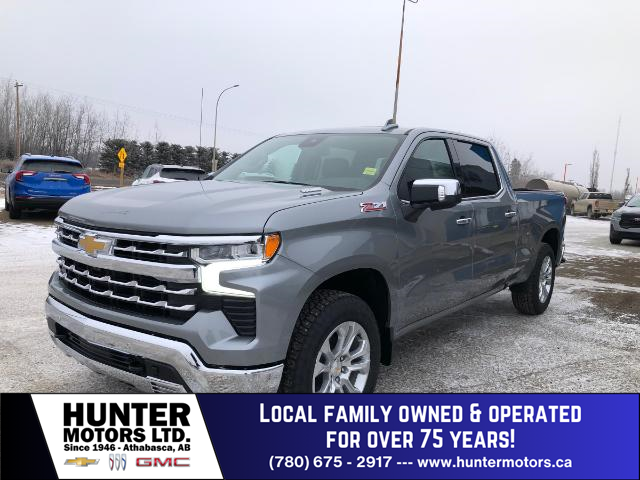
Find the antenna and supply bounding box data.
[382,119,399,132]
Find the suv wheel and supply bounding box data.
[510,244,556,315]
[610,225,622,245]
[281,289,380,393]
[7,199,21,219]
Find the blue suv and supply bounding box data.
[4,155,91,219]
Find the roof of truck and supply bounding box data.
[276,126,489,143]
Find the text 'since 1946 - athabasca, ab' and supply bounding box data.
[45,126,566,393]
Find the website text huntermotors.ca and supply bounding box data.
[417,456,573,469]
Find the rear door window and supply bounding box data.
[22,160,82,173]
[453,141,500,198]
[398,138,455,201]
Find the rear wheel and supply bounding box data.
[610,225,622,245]
[8,200,21,219]
[511,244,556,315]
[587,206,594,219]
[281,289,380,393]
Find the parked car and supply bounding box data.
[131,164,206,186]
[46,126,566,393]
[4,154,90,219]
[610,194,640,244]
[570,192,619,218]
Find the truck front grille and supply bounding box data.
[53,218,258,335]
[57,257,198,321]
[620,213,640,228]
[56,222,191,264]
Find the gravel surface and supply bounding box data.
[0,204,638,393]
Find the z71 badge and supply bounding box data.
[360,202,387,213]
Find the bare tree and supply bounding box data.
[589,148,600,190]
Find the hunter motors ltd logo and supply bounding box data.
[110,454,127,471]
[64,457,99,467]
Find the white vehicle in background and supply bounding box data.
[132,164,206,186]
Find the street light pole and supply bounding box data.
[563,163,572,182]
[14,81,23,159]
[391,0,418,125]
[212,84,239,172]
[609,115,621,193]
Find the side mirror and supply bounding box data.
[409,178,462,209]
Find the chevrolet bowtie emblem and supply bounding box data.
[65,457,99,467]
[77,234,109,257]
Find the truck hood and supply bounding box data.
[59,180,358,234]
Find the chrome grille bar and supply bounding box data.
[59,271,196,312]
[113,245,188,258]
[57,259,196,295]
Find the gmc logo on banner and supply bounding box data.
[136,458,190,467]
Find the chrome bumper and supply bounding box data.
[46,296,283,393]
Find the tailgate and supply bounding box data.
[17,172,87,196]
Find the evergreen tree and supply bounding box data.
[154,141,172,164]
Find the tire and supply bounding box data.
[281,289,381,393]
[569,205,575,216]
[610,226,622,245]
[510,244,556,315]
[587,206,594,219]
[8,200,21,219]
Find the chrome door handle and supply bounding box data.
[456,217,472,225]
[505,211,517,218]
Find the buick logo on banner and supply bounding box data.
[109,454,126,471]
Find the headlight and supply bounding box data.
[192,234,280,263]
[196,234,281,297]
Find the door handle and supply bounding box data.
[456,217,472,225]
[505,211,517,218]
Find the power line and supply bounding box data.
[0,76,265,139]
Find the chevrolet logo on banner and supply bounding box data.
[64,457,99,467]
[77,234,111,257]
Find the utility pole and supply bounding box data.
[390,0,418,125]
[199,87,204,147]
[14,81,23,159]
[212,84,239,172]
[609,115,621,193]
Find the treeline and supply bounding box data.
[0,79,129,165]
[98,139,239,176]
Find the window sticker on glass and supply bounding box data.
[362,167,377,176]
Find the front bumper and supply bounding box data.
[46,296,283,393]
[611,218,640,239]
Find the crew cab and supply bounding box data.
[45,127,566,393]
[570,192,619,219]
[4,155,90,219]
[132,164,206,186]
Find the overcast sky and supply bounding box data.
[1,0,638,190]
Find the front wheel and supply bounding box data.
[511,244,556,315]
[280,289,380,393]
[610,225,622,244]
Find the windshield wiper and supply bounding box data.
[261,180,316,187]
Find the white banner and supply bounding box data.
[32,394,223,479]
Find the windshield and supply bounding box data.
[160,168,205,181]
[22,160,82,173]
[627,196,640,207]
[213,133,404,190]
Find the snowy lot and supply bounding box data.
[0,202,638,393]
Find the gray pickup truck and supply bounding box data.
[46,126,566,393]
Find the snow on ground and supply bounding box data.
[564,215,639,259]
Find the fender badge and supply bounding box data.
[360,201,387,213]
